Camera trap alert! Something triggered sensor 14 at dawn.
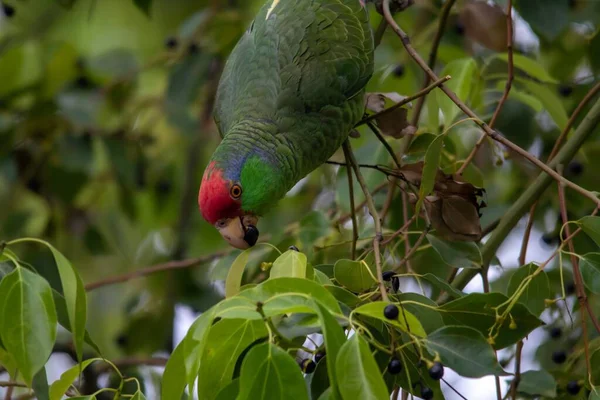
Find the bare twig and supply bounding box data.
[342,144,359,259]
[457,0,513,175]
[374,18,388,48]
[84,253,226,291]
[442,378,468,400]
[357,75,451,127]
[519,81,600,265]
[342,141,389,301]
[392,227,428,273]
[367,122,402,169]
[509,341,524,399]
[0,383,26,388]
[411,0,458,125]
[381,0,600,208]
[381,215,416,246]
[95,357,168,373]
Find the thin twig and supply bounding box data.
[520,81,600,266]
[457,0,513,175]
[373,18,388,48]
[0,383,26,388]
[401,192,414,272]
[381,215,417,246]
[367,122,402,169]
[380,180,397,223]
[95,357,168,373]
[381,0,600,209]
[357,75,451,127]
[84,253,226,291]
[411,0,458,125]
[509,341,524,399]
[442,378,468,400]
[392,228,428,273]
[342,144,359,259]
[342,140,388,301]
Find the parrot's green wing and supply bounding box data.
[214,0,374,141]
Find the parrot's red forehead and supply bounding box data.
[198,162,241,224]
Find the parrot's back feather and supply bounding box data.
[212,0,374,214]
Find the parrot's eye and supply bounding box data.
[230,184,242,199]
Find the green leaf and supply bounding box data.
[515,370,557,397]
[420,273,465,299]
[353,302,426,337]
[309,356,330,400]
[314,270,332,285]
[416,134,444,215]
[131,391,147,400]
[440,293,543,349]
[426,234,482,269]
[334,259,376,293]
[133,0,152,15]
[425,326,507,378]
[33,367,50,400]
[522,80,568,131]
[591,348,600,386]
[580,216,600,247]
[436,58,478,125]
[238,342,309,400]
[489,53,557,83]
[225,249,251,298]
[324,285,361,307]
[590,388,600,400]
[270,250,307,279]
[250,278,342,314]
[0,347,17,377]
[0,267,57,385]
[24,240,87,362]
[314,301,347,399]
[50,358,99,400]
[52,290,101,355]
[215,379,240,400]
[336,334,388,400]
[395,293,444,334]
[506,263,551,316]
[515,0,569,41]
[197,319,268,400]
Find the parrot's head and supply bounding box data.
[198,160,261,250]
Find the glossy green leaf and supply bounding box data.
[395,293,444,333]
[336,334,388,400]
[490,53,557,83]
[133,0,152,15]
[314,269,332,285]
[324,285,361,307]
[225,249,251,298]
[420,273,465,299]
[315,301,347,399]
[590,388,600,400]
[0,347,17,377]
[33,367,50,400]
[238,342,309,400]
[506,263,551,316]
[197,319,268,400]
[440,293,543,349]
[522,80,568,131]
[580,253,600,294]
[0,267,57,385]
[416,134,444,215]
[353,302,426,337]
[270,250,307,279]
[333,259,376,293]
[515,370,557,397]
[580,216,600,247]
[591,348,600,386]
[426,234,482,269]
[52,290,101,355]
[215,379,240,400]
[309,356,330,400]
[131,391,147,400]
[436,58,478,125]
[50,358,99,400]
[425,326,507,378]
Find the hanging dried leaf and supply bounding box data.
[375,108,414,138]
[365,92,406,113]
[459,0,507,52]
[349,129,361,138]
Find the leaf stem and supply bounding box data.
[343,145,359,259]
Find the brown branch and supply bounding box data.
[411,0,458,125]
[509,341,524,399]
[381,214,417,246]
[0,383,26,388]
[343,140,389,301]
[519,81,600,266]
[457,0,513,175]
[342,144,359,259]
[84,253,226,291]
[392,227,428,273]
[367,122,402,169]
[95,357,168,373]
[382,0,600,209]
[357,75,451,127]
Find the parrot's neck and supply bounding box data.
[212,122,296,215]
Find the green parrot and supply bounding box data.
[198,0,374,249]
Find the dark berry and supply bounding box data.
[455,21,465,35]
[567,161,584,176]
[552,350,567,364]
[299,358,316,374]
[428,362,444,380]
[392,64,404,77]
[156,179,172,194]
[566,380,581,395]
[392,277,399,292]
[558,85,573,97]
[165,37,178,49]
[75,75,92,89]
[116,334,128,347]
[421,386,434,400]
[383,304,399,320]
[2,2,15,17]
[314,352,325,364]
[288,245,299,252]
[382,271,395,281]
[387,358,402,375]
[188,43,199,54]
[541,233,557,246]
[549,327,562,339]
[565,282,576,295]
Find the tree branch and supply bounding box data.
[342,145,359,259]
[457,0,513,175]
[381,0,600,208]
[509,341,524,399]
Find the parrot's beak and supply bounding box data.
[216,215,259,249]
